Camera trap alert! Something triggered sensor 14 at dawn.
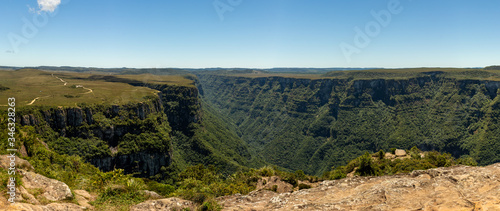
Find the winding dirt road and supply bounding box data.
[24,74,94,105]
[52,73,67,86]
[26,96,50,105]
[82,86,93,94]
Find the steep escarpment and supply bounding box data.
[152,84,201,133]
[197,73,500,175]
[19,96,171,177]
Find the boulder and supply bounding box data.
[140,190,162,199]
[0,155,34,171]
[384,152,396,159]
[74,190,96,209]
[256,176,293,193]
[20,170,73,202]
[17,186,40,204]
[395,149,407,157]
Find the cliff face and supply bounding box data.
[197,74,500,174]
[153,85,201,133]
[17,80,253,177]
[90,152,171,176]
[19,97,170,177]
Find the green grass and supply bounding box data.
[0,69,195,107]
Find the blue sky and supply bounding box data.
[1,0,499,68]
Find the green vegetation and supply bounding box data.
[0,84,9,91]
[323,147,477,180]
[197,67,500,175]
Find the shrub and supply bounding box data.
[198,198,222,211]
[410,146,422,160]
[329,168,347,180]
[390,148,397,154]
[146,180,175,196]
[356,152,379,176]
[281,173,298,187]
[377,150,385,160]
[258,166,275,177]
[271,185,278,192]
[298,183,311,190]
[294,170,307,181]
[457,155,478,166]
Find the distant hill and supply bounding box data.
[485,65,500,70]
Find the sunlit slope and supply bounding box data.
[0,69,194,107]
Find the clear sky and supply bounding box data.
[1,0,499,68]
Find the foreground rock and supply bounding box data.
[20,170,73,202]
[0,155,95,210]
[9,203,86,211]
[74,189,96,209]
[219,163,500,210]
[130,197,197,211]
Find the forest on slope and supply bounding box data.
[197,68,500,175]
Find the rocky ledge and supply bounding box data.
[1,156,498,210]
[0,156,95,211]
[219,163,500,210]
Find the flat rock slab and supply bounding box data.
[219,163,500,211]
[394,149,407,157]
[9,203,86,211]
[130,197,197,211]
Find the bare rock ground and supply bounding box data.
[218,163,500,210]
[1,154,498,211]
[130,197,197,211]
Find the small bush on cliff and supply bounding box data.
[356,152,380,176]
[92,169,149,210]
[198,198,223,211]
[298,183,312,190]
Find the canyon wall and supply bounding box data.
[197,73,500,175]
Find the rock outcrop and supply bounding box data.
[0,156,95,210]
[19,170,73,202]
[74,190,96,209]
[256,176,293,193]
[130,197,197,211]
[394,149,407,157]
[218,163,500,210]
